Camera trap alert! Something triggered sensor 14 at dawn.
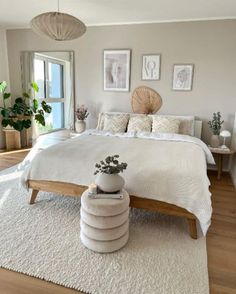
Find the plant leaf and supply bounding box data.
[32,99,38,113]
[23,119,31,129]
[23,92,30,98]
[1,118,10,128]
[0,81,7,93]
[31,82,39,93]
[3,92,11,100]
[35,113,45,126]
[41,101,52,113]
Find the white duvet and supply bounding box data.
[21,130,215,235]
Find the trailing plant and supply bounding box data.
[0,81,52,132]
[94,155,128,175]
[208,112,224,135]
[75,105,89,121]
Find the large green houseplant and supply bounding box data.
[0,81,52,132]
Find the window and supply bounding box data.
[34,54,66,134]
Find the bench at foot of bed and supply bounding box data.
[28,180,198,240]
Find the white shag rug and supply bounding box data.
[0,166,209,294]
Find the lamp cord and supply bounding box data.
[57,0,60,12]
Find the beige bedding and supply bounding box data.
[21,131,214,235]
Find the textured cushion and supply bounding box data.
[80,219,129,241]
[81,190,130,217]
[81,208,129,229]
[127,116,152,132]
[80,230,129,253]
[103,114,129,133]
[152,116,180,134]
[96,112,129,130]
[149,115,195,136]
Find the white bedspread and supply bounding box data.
[21,131,214,235]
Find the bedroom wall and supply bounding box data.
[230,114,236,187]
[0,28,10,149]
[6,20,236,148]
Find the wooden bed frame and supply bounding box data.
[28,180,198,239]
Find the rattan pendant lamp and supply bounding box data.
[30,0,86,41]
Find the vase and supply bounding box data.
[210,135,220,148]
[75,120,86,133]
[95,174,125,193]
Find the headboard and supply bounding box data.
[97,112,203,139]
[194,120,202,139]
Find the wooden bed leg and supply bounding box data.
[30,190,39,205]
[187,219,198,239]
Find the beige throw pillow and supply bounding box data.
[127,116,152,132]
[152,117,180,134]
[103,114,129,133]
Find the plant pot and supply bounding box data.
[210,135,220,148]
[3,128,21,151]
[95,173,125,193]
[75,120,86,133]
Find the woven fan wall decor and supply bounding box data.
[131,86,162,114]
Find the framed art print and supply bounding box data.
[172,64,194,91]
[142,54,161,80]
[103,49,131,92]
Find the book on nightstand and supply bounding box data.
[88,193,123,199]
[88,184,124,199]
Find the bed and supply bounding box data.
[21,113,214,239]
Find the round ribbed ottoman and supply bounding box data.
[80,189,130,253]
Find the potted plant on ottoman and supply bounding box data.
[94,155,128,193]
[0,81,52,149]
[75,105,89,133]
[208,112,224,148]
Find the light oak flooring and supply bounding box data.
[0,139,235,294]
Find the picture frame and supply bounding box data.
[103,49,131,92]
[142,54,161,81]
[172,64,194,91]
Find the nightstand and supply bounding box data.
[209,147,235,180]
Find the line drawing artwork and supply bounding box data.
[172,64,194,91]
[142,55,160,80]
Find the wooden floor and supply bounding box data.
[0,141,235,294]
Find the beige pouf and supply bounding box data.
[80,189,130,253]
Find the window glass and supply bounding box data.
[34,59,45,99]
[48,62,64,98]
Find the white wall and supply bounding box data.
[230,113,236,187]
[6,20,236,144]
[0,28,10,149]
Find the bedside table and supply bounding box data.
[209,147,235,180]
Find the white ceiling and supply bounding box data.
[1,0,236,28]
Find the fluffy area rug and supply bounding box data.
[0,166,209,294]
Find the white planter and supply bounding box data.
[95,173,125,193]
[75,120,86,133]
[210,135,220,148]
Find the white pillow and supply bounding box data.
[149,115,195,136]
[152,116,180,134]
[127,116,152,132]
[103,114,129,133]
[97,112,130,130]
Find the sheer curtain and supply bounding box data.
[20,51,39,145]
[64,52,75,130]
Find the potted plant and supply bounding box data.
[75,105,89,133]
[0,81,52,148]
[94,155,128,193]
[208,112,224,147]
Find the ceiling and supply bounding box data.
[0,0,236,28]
